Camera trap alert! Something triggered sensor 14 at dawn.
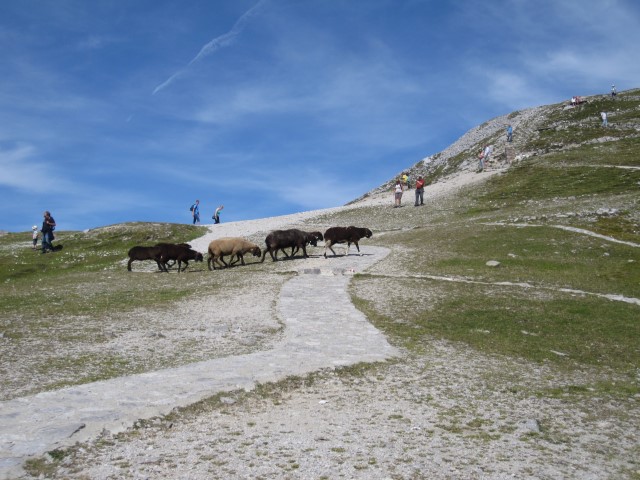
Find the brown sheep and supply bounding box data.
[207,237,262,270]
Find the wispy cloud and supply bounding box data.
[0,145,73,193]
[152,0,268,95]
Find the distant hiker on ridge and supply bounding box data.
[213,205,224,224]
[601,111,608,127]
[190,199,200,224]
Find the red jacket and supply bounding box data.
[416,178,425,189]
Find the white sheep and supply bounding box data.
[207,237,262,270]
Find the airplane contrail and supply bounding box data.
[153,0,268,95]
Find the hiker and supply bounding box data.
[213,205,224,224]
[393,180,403,207]
[41,211,56,254]
[506,125,513,142]
[414,175,425,206]
[479,145,493,171]
[611,84,617,97]
[31,225,39,250]
[477,148,485,172]
[190,199,200,224]
[402,173,410,190]
[601,111,608,127]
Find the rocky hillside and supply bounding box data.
[364,88,640,196]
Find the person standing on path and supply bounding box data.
[191,199,200,224]
[611,84,617,97]
[414,176,425,206]
[601,111,608,127]
[41,211,56,253]
[213,205,224,224]
[393,180,404,208]
[506,124,513,142]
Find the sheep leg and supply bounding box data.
[127,259,134,271]
[324,242,337,258]
[214,255,227,269]
[229,253,245,266]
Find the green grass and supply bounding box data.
[353,278,639,380]
[475,161,640,204]
[0,222,203,315]
[375,223,640,298]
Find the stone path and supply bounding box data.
[0,246,398,479]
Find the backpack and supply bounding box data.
[189,204,195,212]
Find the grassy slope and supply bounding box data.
[322,90,640,394]
[1,91,638,400]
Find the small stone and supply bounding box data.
[486,260,501,267]
[520,418,542,433]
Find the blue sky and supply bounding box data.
[2,0,639,232]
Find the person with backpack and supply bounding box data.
[213,205,224,224]
[41,211,56,253]
[190,200,200,224]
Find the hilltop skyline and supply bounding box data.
[1,0,639,231]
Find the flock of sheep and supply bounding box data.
[127,226,373,273]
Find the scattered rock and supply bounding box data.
[519,418,542,433]
[486,260,501,267]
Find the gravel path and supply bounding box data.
[0,246,398,479]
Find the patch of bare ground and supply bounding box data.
[35,343,639,479]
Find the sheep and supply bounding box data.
[127,245,166,272]
[323,226,373,258]
[207,237,262,270]
[288,231,323,257]
[157,243,204,273]
[260,229,321,262]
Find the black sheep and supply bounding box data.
[127,245,166,272]
[323,226,373,258]
[157,243,203,273]
[261,229,321,262]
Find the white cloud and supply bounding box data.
[0,145,74,193]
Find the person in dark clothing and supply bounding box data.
[41,211,56,253]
